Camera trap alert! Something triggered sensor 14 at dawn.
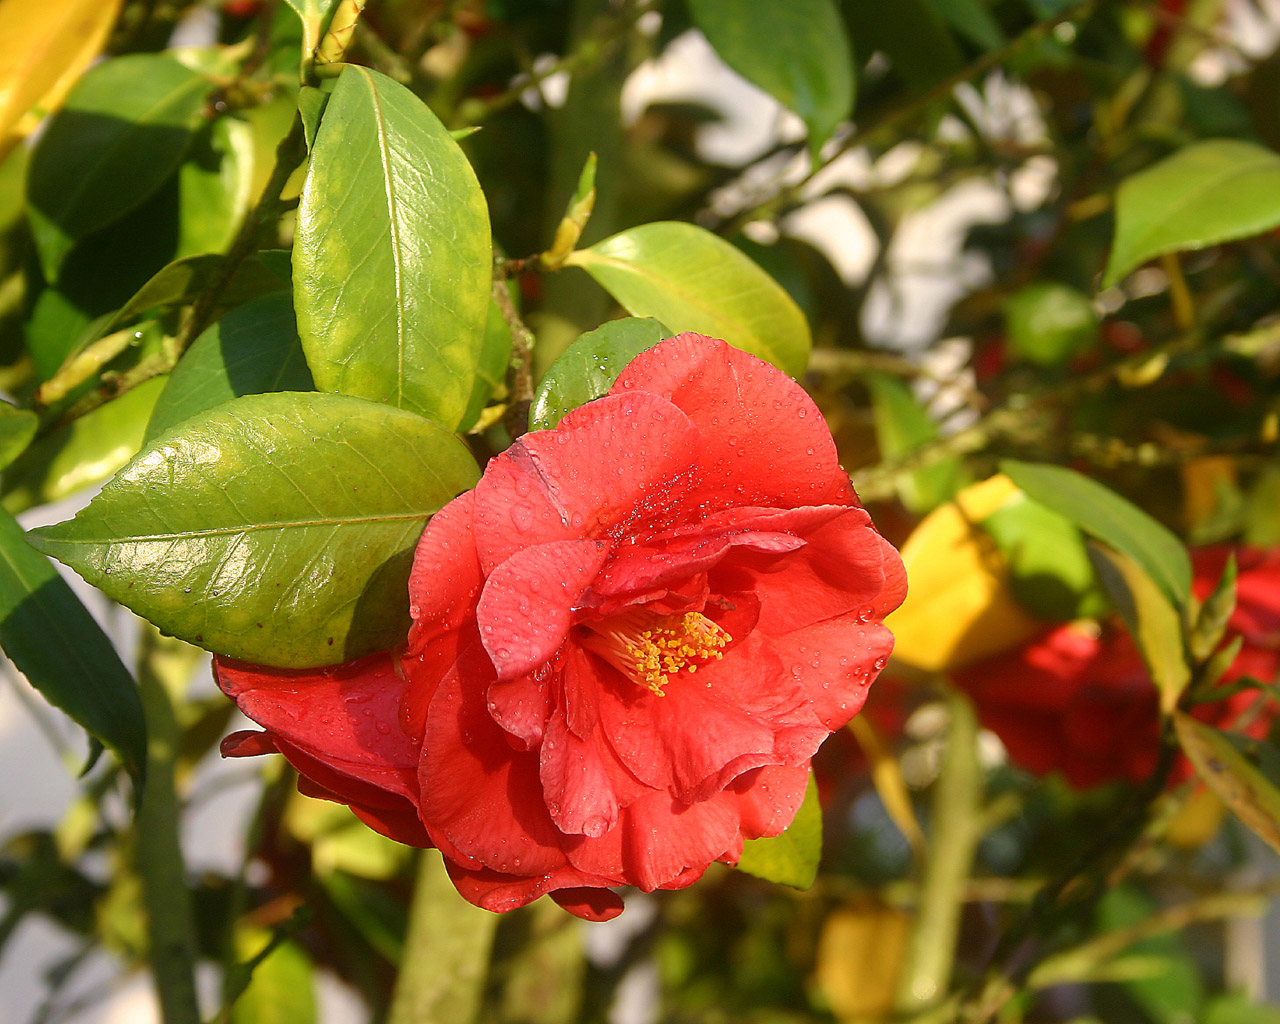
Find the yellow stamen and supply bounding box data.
[581,608,731,695]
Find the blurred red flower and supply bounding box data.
[953,547,1280,788]
[216,334,906,920]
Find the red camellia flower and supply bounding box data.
[215,334,907,920]
[953,547,1280,789]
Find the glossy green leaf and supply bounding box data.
[176,116,254,260]
[565,222,811,378]
[1000,460,1192,608]
[1104,140,1280,287]
[982,493,1106,621]
[26,55,209,281]
[0,507,145,782]
[734,773,821,889]
[0,402,37,472]
[864,371,962,513]
[1174,713,1280,855]
[2,376,167,514]
[294,65,492,430]
[31,392,479,668]
[1004,282,1098,366]
[298,85,330,151]
[687,0,854,155]
[529,317,667,431]
[1089,544,1190,713]
[145,292,312,443]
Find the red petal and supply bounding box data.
[730,764,810,839]
[409,491,483,652]
[539,711,620,838]
[594,631,826,802]
[477,538,607,678]
[420,647,570,876]
[768,616,895,730]
[549,887,625,921]
[610,334,853,512]
[486,670,552,748]
[442,858,620,916]
[215,652,419,803]
[471,391,698,573]
[221,729,277,757]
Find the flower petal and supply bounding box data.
[539,710,621,838]
[409,491,483,650]
[442,858,622,918]
[730,764,811,839]
[215,652,418,802]
[610,334,853,511]
[768,616,895,730]
[477,538,608,678]
[471,391,698,573]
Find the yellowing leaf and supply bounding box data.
[1174,713,1280,855]
[887,475,1042,672]
[815,900,910,1021]
[0,0,123,158]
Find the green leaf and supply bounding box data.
[981,493,1106,620]
[229,932,317,1024]
[923,0,1005,50]
[529,318,668,431]
[294,65,492,430]
[1204,992,1280,1024]
[298,85,330,151]
[1174,713,1280,856]
[1088,544,1191,713]
[999,460,1192,608]
[31,392,479,668]
[1191,553,1236,662]
[843,0,963,94]
[0,507,145,782]
[0,403,37,472]
[176,116,254,260]
[1003,282,1098,366]
[1104,140,1280,287]
[687,0,854,156]
[457,293,514,432]
[26,55,209,282]
[565,222,811,378]
[2,376,168,514]
[734,773,821,889]
[145,292,313,443]
[863,371,963,513]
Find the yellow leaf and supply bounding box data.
[848,715,924,855]
[1165,785,1226,850]
[0,0,123,158]
[887,475,1042,672]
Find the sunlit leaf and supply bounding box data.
[1004,282,1098,366]
[529,317,667,431]
[863,370,962,513]
[734,773,821,889]
[176,116,254,260]
[686,0,854,155]
[565,222,811,378]
[294,65,492,430]
[31,392,479,668]
[0,402,36,472]
[0,507,145,782]
[1104,140,1280,287]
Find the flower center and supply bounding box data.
[581,609,731,696]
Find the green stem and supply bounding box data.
[385,850,499,1024]
[893,687,983,1015]
[135,627,201,1024]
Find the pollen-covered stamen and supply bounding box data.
[580,608,731,695]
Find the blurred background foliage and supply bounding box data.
[3,0,1280,1022]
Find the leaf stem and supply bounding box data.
[385,849,498,1024]
[135,626,201,1024]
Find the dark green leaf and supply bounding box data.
[31,392,479,668]
[1191,553,1237,662]
[1004,282,1098,366]
[294,66,492,430]
[176,116,254,260]
[1104,140,1280,287]
[2,377,168,514]
[298,85,330,151]
[0,403,37,472]
[1000,460,1192,608]
[529,317,667,431]
[1175,713,1280,856]
[0,508,145,782]
[687,0,854,155]
[27,55,209,281]
[457,294,514,432]
[735,774,821,889]
[145,292,312,442]
[923,0,1004,50]
[565,222,811,378]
